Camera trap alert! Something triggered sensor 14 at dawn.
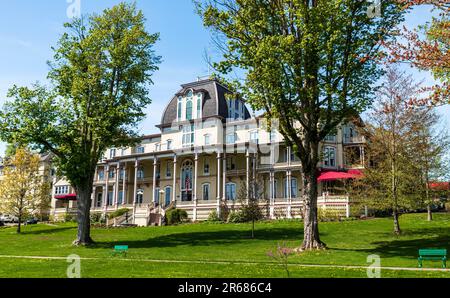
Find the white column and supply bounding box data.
[287,170,292,219]
[269,171,274,219]
[222,153,226,200]
[193,152,199,221]
[114,165,120,210]
[122,164,126,205]
[152,157,157,205]
[246,149,250,201]
[103,165,109,215]
[132,159,138,223]
[216,151,221,214]
[172,155,177,203]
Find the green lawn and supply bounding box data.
[1,213,450,278]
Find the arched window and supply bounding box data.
[196,95,202,118]
[186,100,193,120]
[181,160,193,201]
[177,97,182,120]
[164,186,172,206]
[202,183,210,201]
[323,146,336,167]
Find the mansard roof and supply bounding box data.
[159,78,251,128]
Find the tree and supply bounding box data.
[0,3,160,245]
[195,0,406,250]
[0,148,51,233]
[409,108,449,221]
[352,67,428,234]
[385,1,450,105]
[4,143,18,158]
[236,180,266,239]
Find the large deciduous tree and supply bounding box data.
[0,148,51,233]
[0,3,160,245]
[196,0,406,250]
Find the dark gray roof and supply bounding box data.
[159,78,251,127]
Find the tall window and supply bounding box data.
[177,97,182,120]
[167,139,172,150]
[155,144,161,151]
[137,168,144,179]
[182,124,195,147]
[98,170,105,181]
[323,147,336,167]
[225,183,236,200]
[202,183,210,201]
[136,189,144,204]
[119,169,125,180]
[96,193,102,207]
[284,178,298,198]
[186,100,193,120]
[110,148,116,158]
[164,186,172,206]
[226,157,235,170]
[108,170,115,179]
[181,160,193,201]
[270,179,278,199]
[204,159,210,175]
[166,161,172,178]
[196,95,202,118]
[107,191,113,206]
[155,187,160,205]
[118,191,124,205]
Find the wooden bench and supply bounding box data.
[112,245,128,257]
[418,249,447,268]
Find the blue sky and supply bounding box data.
[0,1,448,155]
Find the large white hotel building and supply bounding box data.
[50,78,365,226]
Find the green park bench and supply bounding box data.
[418,249,447,268]
[112,245,128,257]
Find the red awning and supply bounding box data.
[348,169,364,177]
[317,171,356,182]
[54,193,77,200]
[429,182,450,191]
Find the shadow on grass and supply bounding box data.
[331,227,450,260]
[87,227,307,250]
[20,226,75,235]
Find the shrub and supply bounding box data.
[165,208,188,225]
[207,210,221,222]
[90,212,103,224]
[227,210,246,223]
[64,213,77,222]
[317,208,341,222]
[445,202,450,212]
[108,208,130,219]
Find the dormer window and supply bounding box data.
[177,97,182,121]
[186,99,193,120]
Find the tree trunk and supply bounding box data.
[300,162,326,250]
[427,205,433,221]
[393,210,401,235]
[252,219,255,239]
[73,183,94,246]
[17,215,21,234]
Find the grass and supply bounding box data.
[0,212,450,278]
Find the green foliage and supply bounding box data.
[207,210,221,222]
[227,210,246,223]
[165,208,188,225]
[108,208,130,219]
[0,2,160,243]
[64,213,77,223]
[90,212,103,224]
